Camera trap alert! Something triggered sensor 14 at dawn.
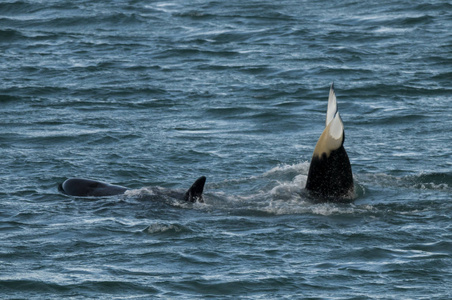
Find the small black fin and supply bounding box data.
[183,176,206,203]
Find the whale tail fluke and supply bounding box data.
[305,83,354,200]
[184,176,206,203]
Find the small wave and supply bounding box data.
[124,187,156,198]
[173,10,214,19]
[263,162,310,177]
[344,12,434,27]
[0,94,21,103]
[359,172,451,191]
[143,222,186,234]
[404,241,452,256]
[400,14,434,26]
[262,200,366,216]
[124,186,197,210]
[209,191,374,216]
[0,1,45,15]
[36,12,146,28]
[0,29,24,41]
[0,279,70,294]
[204,162,370,216]
[409,172,452,191]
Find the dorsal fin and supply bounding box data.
[183,176,206,203]
[326,82,337,126]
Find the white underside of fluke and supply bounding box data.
[326,83,337,126]
[313,83,344,157]
[327,112,343,146]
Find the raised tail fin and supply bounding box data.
[183,176,206,203]
[326,82,337,126]
[305,84,354,200]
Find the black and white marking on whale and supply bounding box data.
[59,176,206,203]
[305,83,354,200]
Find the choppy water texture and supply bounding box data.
[1,0,451,299]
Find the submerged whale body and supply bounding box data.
[305,83,354,200]
[59,178,127,197]
[59,176,206,203]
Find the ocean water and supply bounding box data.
[1,0,451,298]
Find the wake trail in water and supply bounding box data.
[124,162,451,217]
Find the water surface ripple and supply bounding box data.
[1,0,451,299]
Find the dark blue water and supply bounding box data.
[1,0,451,298]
